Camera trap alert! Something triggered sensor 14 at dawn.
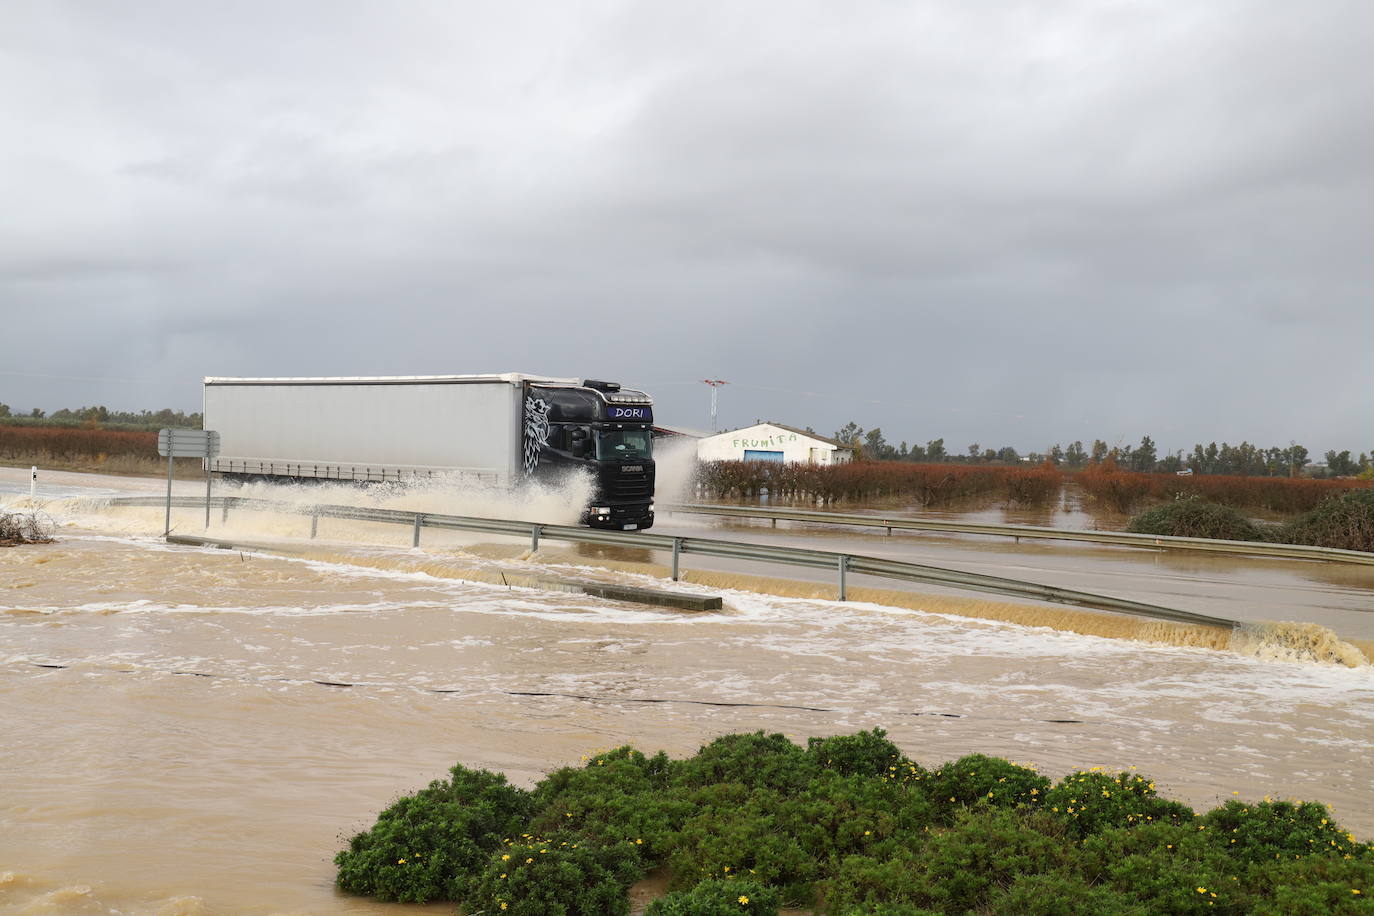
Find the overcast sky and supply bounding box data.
[2,1,1370,456]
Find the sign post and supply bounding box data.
[158,429,220,536]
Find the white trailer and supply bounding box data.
[203,373,659,528]
[203,373,574,483]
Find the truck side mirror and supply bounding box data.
[570,428,589,459]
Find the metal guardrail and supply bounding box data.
[659,503,1374,568]
[92,495,1242,630]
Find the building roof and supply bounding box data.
[710,421,850,449]
[652,424,709,439]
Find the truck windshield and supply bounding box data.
[595,428,652,460]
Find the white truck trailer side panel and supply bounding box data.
[204,377,543,480]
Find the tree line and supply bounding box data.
[828,422,1372,479]
[0,403,203,430]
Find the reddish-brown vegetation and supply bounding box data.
[1077,458,1372,514]
[0,424,157,462]
[0,424,201,475]
[698,460,1063,507]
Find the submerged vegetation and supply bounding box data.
[335,730,1371,915]
[696,459,1374,552]
[0,510,54,546]
[698,460,1064,507]
[1126,498,1272,542]
[1077,459,1371,514]
[1126,490,1374,554]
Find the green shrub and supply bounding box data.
[466,834,639,916]
[333,763,532,902]
[825,808,1069,913]
[643,878,780,915]
[1125,497,1267,542]
[806,728,923,780]
[1200,799,1370,864]
[529,746,684,862]
[671,731,817,794]
[1240,854,1374,915]
[1073,822,1237,913]
[1043,770,1195,838]
[925,754,1049,821]
[665,784,822,908]
[334,733,1372,914]
[984,872,1147,915]
[783,771,935,862]
[1277,488,1374,552]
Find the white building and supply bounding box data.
[696,423,854,465]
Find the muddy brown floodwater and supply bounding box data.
[1,469,1372,914]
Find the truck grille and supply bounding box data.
[604,466,654,501]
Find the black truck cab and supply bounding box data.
[524,379,656,530]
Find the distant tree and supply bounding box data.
[1158,452,1184,473]
[925,438,947,462]
[1131,435,1158,472]
[804,426,818,436]
[1048,444,1064,466]
[995,446,1020,463]
[29,408,44,418]
[1064,441,1086,468]
[834,421,864,448]
[1325,450,1359,477]
[0,402,9,418]
[967,443,981,461]
[906,443,927,462]
[1090,440,1109,463]
[864,428,895,461]
[1263,447,1285,476]
[1286,444,1309,477]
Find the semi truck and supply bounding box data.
[202,374,656,530]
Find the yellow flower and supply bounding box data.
[397,858,405,864]
[501,854,510,861]
[738,895,750,904]
[526,858,533,864]
[1197,887,1207,894]
[501,905,507,911]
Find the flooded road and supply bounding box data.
[2,468,1372,914]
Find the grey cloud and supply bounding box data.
[0,1,1370,454]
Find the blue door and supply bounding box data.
[743,449,785,463]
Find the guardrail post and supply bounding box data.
[531,524,541,552]
[672,538,682,581]
[413,514,422,547]
[838,554,848,601]
[310,510,319,539]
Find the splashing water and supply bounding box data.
[1230,621,1371,668]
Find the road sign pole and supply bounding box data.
[165,447,174,536]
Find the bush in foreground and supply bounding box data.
[1125,497,1270,542]
[333,763,532,902]
[1278,488,1374,553]
[334,731,1372,913]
